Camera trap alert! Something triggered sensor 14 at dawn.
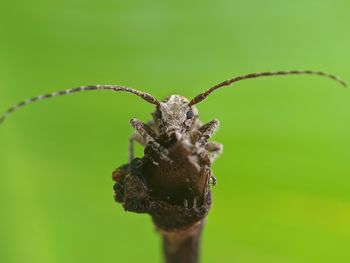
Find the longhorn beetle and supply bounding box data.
[0,70,346,263]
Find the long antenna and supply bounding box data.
[190,70,347,105]
[0,85,159,126]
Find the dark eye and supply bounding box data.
[186,110,194,119]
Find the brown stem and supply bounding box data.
[160,221,204,263]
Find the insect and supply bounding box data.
[0,70,346,262]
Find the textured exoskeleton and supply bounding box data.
[113,95,222,229]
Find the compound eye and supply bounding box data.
[186,109,194,119]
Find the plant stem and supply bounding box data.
[160,221,204,263]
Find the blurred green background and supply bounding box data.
[0,0,349,262]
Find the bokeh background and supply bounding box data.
[0,0,349,262]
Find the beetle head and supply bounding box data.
[153,95,198,135]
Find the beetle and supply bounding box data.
[0,70,346,261]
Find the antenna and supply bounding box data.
[0,85,160,125]
[190,70,347,105]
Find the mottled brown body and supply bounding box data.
[144,135,210,206]
[113,127,213,231]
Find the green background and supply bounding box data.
[0,0,349,262]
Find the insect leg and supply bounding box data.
[210,174,217,186]
[195,119,221,151]
[128,133,146,162]
[128,120,158,162]
[198,122,222,186]
[205,142,223,162]
[130,118,171,163]
[198,119,220,140]
[130,118,157,142]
